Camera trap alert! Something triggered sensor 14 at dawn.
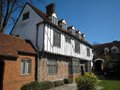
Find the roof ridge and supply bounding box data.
[0,33,25,40]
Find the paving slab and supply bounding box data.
[49,83,77,90]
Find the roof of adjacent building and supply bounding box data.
[0,33,36,57]
[93,41,120,55]
[16,3,92,48]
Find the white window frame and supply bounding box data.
[20,59,31,75]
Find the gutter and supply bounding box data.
[36,21,43,82]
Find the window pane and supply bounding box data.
[20,59,31,75]
[75,40,80,53]
[53,29,61,47]
[26,60,31,74]
[21,61,25,74]
[47,59,57,74]
[87,48,90,56]
[22,12,29,20]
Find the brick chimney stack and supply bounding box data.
[46,3,55,16]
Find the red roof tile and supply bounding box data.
[0,33,36,57]
[93,41,120,54]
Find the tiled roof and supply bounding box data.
[0,33,36,57]
[93,41,120,54]
[28,3,92,47]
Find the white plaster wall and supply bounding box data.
[44,24,93,61]
[11,4,93,61]
[11,4,44,50]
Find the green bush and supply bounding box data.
[21,81,55,90]
[63,78,73,84]
[21,81,40,90]
[54,80,64,86]
[76,72,98,90]
[40,81,55,90]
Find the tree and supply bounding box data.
[0,0,44,33]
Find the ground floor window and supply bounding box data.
[68,60,80,74]
[68,61,72,74]
[47,59,57,75]
[73,61,80,73]
[20,59,31,75]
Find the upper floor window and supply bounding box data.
[75,40,80,53]
[50,16,58,25]
[61,23,67,30]
[65,36,71,43]
[111,46,118,54]
[87,47,90,57]
[104,47,109,54]
[22,12,29,21]
[47,59,57,75]
[20,59,31,75]
[52,16,58,25]
[53,29,61,47]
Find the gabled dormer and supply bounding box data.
[111,46,118,54]
[104,47,109,54]
[58,19,67,30]
[75,30,82,39]
[46,3,58,25]
[67,26,75,35]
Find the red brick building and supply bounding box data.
[0,33,36,90]
[93,41,120,75]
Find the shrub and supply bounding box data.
[54,80,64,86]
[63,78,73,84]
[21,81,40,90]
[76,72,98,90]
[21,81,55,90]
[40,81,55,90]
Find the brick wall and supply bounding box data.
[2,54,35,90]
[39,56,69,81]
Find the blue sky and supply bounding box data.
[6,0,120,44]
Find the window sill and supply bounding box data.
[20,73,31,76]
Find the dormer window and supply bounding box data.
[111,46,118,54]
[104,47,109,54]
[52,16,58,25]
[58,19,67,30]
[22,12,29,21]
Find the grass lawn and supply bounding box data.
[98,80,120,90]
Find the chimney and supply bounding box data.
[46,3,55,16]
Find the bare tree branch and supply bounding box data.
[0,0,45,33]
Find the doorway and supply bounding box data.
[0,60,4,90]
[94,59,104,74]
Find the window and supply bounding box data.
[20,59,31,75]
[62,23,67,30]
[65,36,71,43]
[75,40,80,53]
[52,16,58,25]
[22,12,29,20]
[111,46,118,54]
[68,61,72,74]
[47,59,57,75]
[104,47,109,54]
[73,61,80,73]
[87,47,90,56]
[53,29,61,47]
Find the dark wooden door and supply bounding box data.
[0,61,4,90]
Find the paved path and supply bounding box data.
[49,83,103,90]
[49,83,77,90]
